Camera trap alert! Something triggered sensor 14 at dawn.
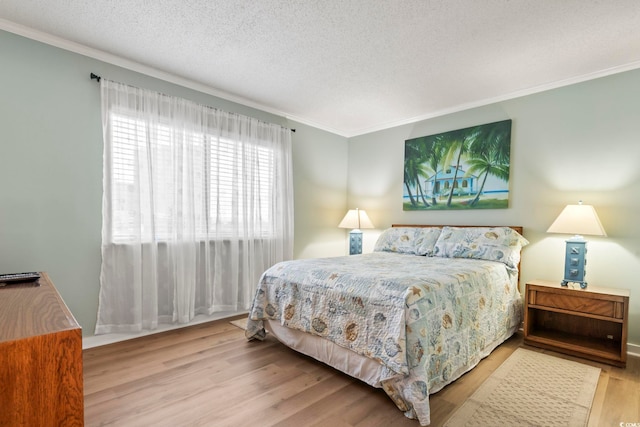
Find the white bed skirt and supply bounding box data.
[266,318,519,396]
[265,319,385,387]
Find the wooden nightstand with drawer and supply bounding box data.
[524,279,629,367]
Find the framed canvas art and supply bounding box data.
[403,119,512,210]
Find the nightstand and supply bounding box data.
[524,279,629,367]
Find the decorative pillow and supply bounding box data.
[373,227,442,255]
[374,227,417,254]
[433,226,529,269]
[414,227,442,256]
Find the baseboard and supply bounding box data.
[85,319,639,359]
[82,310,248,349]
[627,342,640,358]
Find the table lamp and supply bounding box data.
[338,208,374,255]
[547,201,607,288]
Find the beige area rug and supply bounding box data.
[230,317,248,330]
[444,348,601,427]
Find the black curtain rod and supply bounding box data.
[88,72,294,132]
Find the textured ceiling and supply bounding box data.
[1,1,640,136]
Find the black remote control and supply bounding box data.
[0,272,41,286]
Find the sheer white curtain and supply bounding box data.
[96,79,294,334]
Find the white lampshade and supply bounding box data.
[547,202,607,237]
[338,208,374,230]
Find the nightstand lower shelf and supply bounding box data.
[525,328,622,362]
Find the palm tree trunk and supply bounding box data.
[416,179,431,207]
[405,182,417,206]
[446,149,463,207]
[470,170,490,206]
[431,178,438,204]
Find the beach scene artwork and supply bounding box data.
[403,119,511,210]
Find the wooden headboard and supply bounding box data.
[392,224,524,236]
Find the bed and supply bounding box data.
[245,225,527,425]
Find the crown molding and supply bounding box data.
[3,18,640,139]
[0,19,306,129]
[347,60,640,138]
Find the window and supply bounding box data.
[110,111,277,242]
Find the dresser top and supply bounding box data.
[0,272,80,343]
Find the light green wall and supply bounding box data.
[0,30,348,337]
[348,70,640,346]
[288,121,349,259]
[1,31,103,338]
[3,28,639,348]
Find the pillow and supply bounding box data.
[433,226,529,269]
[373,227,442,255]
[414,227,442,256]
[373,227,417,254]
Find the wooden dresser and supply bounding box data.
[0,272,84,426]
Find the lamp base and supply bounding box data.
[348,230,363,255]
[561,280,588,289]
[561,238,588,289]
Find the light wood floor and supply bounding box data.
[84,315,640,426]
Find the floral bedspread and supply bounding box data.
[245,252,522,425]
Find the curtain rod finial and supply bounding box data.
[90,73,101,82]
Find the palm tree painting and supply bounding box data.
[403,119,511,210]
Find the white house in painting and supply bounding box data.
[426,165,477,198]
